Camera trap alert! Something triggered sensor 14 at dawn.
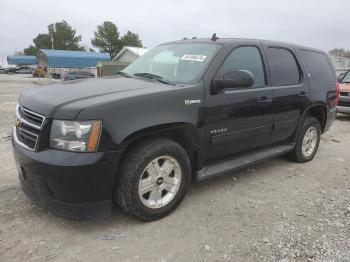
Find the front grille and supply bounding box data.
[340,92,349,97]
[14,105,45,151]
[17,105,44,129]
[338,101,350,107]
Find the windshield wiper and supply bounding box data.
[116,71,132,78]
[133,72,173,85]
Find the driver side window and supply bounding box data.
[219,46,266,88]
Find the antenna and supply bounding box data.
[211,33,219,41]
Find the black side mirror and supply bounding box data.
[213,70,255,92]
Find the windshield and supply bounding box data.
[121,43,221,84]
[342,71,350,83]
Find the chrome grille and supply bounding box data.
[14,105,45,151]
[16,105,45,129]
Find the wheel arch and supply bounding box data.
[118,122,204,171]
[303,103,328,132]
[291,103,328,143]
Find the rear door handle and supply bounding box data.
[256,97,272,104]
[297,91,308,97]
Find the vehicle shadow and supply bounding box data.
[336,113,350,121]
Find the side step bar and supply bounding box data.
[194,144,295,181]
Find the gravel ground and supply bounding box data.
[0,74,349,262]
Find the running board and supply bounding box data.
[194,144,295,181]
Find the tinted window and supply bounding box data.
[218,46,266,87]
[219,46,266,87]
[300,50,335,83]
[268,47,301,86]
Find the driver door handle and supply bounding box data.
[297,91,308,97]
[256,96,272,104]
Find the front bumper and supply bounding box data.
[337,95,350,114]
[12,133,122,219]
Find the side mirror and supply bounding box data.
[213,70,255,92]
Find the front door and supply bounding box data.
[204,45,274,162]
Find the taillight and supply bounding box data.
[336,81,340,105]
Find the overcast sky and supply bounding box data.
[0,0,349,66]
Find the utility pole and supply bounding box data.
[50,28,54,50]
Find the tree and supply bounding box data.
[91,21,143,58]
[49,21,84,50]
[120,31,142,49]
[91,21,120,58]
[23,20,84,55]
[329,48,350,58]
[23,45,38,56]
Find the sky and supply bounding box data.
[0,0,349,67]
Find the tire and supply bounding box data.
[114,138,191,221]
[288,117,321,163]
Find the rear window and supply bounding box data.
[299,50,335,82]
[267,47,301,86]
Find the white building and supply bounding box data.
[113,46,149,63]
[330,55,350,76]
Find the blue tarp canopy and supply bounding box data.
[37,49,110,68]
[7,55,37,65]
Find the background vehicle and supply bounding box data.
[15,67,35,74]
[51,73,61,79]
[337,70,350,114]
[63,71,95,80]
[12,38,337,221]
[5,67,19,74]
[0,67,5,74]
[337,72,346,82]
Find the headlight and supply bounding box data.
[50,120,102,152]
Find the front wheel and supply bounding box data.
[288,117,321,163]
[115,138,191,221]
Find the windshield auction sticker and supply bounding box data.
[181,54,207,62]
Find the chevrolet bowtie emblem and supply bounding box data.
[15,118,22,128]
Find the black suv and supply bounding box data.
[12,38,338,221]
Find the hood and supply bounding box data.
[19,77,174,119]
[339,82,350,92]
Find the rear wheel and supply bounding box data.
[115,138,191,221]
[288,117,321,163]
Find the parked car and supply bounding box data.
[51,73,61,79]
[337,70,350,114]
[15,67,35,74]
[12,37,338,221]
[0,67,5,74]
[5,67,19,74]
[63,71,94,80]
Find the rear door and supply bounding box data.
[262,45,309,143]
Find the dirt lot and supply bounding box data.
[0,74,349,262]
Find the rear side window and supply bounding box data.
[299,50,335,83]
[267,47,301,86]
